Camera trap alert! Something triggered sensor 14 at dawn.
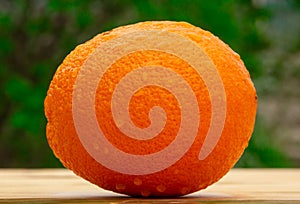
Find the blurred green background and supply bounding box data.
[0,0,299,168]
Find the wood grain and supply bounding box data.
[0,168,299,203]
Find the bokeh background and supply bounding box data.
[0,0,299,168]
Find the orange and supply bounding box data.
[44,21,257,197]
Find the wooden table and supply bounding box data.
[0,168,299,203]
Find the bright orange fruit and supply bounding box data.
[44,21,257,197]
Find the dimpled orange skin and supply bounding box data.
[44,21,257,197]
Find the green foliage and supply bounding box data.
[0,0,132,167]
[0,0,297,167]
[236,115,294,168]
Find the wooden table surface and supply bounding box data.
[0,168,299,203]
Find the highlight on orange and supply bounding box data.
[44,21,257,197]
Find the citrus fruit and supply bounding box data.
[44,21,257,197]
